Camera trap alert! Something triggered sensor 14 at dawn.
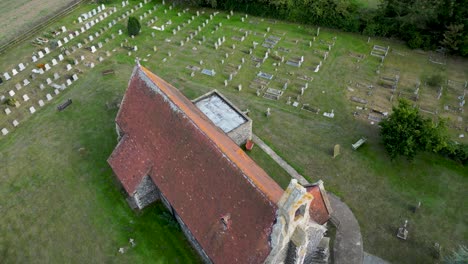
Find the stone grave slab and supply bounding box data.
[22,94,30,101]
[29,106,36,114]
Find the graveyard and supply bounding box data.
[0,0,466,263]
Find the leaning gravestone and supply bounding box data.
[333,144,340,158]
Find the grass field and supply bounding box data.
[0,0,466,263]
[0,0,79,47]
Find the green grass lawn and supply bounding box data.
[0,0,466,263]
[0,64,201,263]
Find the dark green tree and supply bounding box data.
[127,16,141,36]
[380,99,448,160]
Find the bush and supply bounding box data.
[127,16,141,36]
[4,98,17,107]
[408,33,423,49]
[426,74,444,87]
[439,142,468,165]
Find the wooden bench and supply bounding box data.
[57,99,72,111]
[101,69,115,76]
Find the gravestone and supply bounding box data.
[38,100,45,107]
[396,220,408,240]
[29,106,36,114]
[333,144,340,158]
[12,69,18,76]
[98,42,103,49]
[66,79,72,86]
[66,64,72,71]
[23,79,30,86]
[23,94,30,102]
[8,90,15,96]
[64,37,69,44]
[52,59,58,66]
[266,108,271,117]
[1,128,9,136]
[46,94,53,101]
[91,46,97,53]
[12,120,19,127]
[58,54,64,61]
[44,64,51,71]
[4,108,11,115]
[18,63,25,71]
[15,83,22,90]
[46,78,52,84]
[54,72,60,80]
[32,56,38,62]
[39,83,45,90]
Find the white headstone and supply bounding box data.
[22,94,30,102]
[18,63,25,71]
[66,79,72,86]
[15,83,22,90]
[1,128,8,136]
[54,89,60,95]
[46,78,52,84]
[4,108,11,115]
[61,26,67,33]
[12,69,18,76]
[23,79,30,86]
[72,74,78,81]
[54,72,60,80]
[32,56,38,62]
[58,54,64,61]
[66,64,72,71]
[57,40,63,47]
[8,90,15,96]
[89,35,94,41]
[46,94,53,101]
[44,47,50,54]
[52,59,58,66]
[63,37,69,44]
[91,46,97,53]
[98,42,103,48]
[38,100,45,107]
[39,83,45,90]
[29,106,36,114]
[44,64,51,71]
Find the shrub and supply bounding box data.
[4,98,17,107]
[127,16,141,36]
[426,74,444,87]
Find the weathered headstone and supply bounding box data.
[333,144,340,158]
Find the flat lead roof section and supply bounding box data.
[195,94,247,133]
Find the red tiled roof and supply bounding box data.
[306,185,332,225]
[108,65,284,263]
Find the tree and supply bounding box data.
[444,245,468,264]
[380,99,448,160]
[127,16,141,36]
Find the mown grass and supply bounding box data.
[0,0,466,263]
[0,64,201,263]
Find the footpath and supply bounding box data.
[252,134,364,264]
